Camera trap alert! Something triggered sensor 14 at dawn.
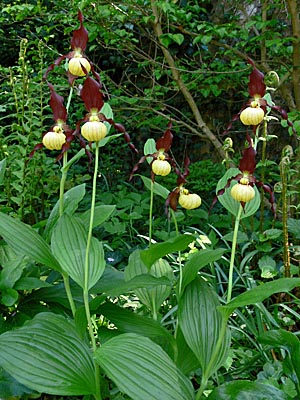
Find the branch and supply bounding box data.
[150,0,226,160]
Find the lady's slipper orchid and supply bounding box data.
[166,157,201,212]
[224,59,295,135]
[43,10,100,84]
[217,141,275,213]
[130,122,174,181]
[29,83,74,158]
[76,76,137,151]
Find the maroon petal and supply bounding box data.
[47,82,67,122]
[167,189,180,211]
[29,143,44,158]
[239,145,256,174]
[156,121,173,151]
[71,10,88,52]
[80,76,104,112]
[248,59,266,98]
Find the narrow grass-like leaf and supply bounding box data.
[0,313,96,396]
[140,235,195,268]
[178,277,230,377]
[95,333,195,400]
[51,214,105,289]
[0,212,61,271]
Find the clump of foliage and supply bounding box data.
[0,3,300,400]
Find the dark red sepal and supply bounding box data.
[239,145,256,174]
[80,77,104,112]
[248,59,266,98]
[47,82,67,122]
[71,10,88,52]
[29,143,44,158]
[156,122,173,151]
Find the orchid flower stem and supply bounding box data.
[58,88,76,317]
[149,179,154,247]
[259,120,267,231]
[171,209,183,296]
[227,204,243,303]
[60,152,76,317]
[83,141,102,400]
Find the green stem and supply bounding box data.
[83,141,102,400]
[259,120,267,232]
[59,151,76,317]
[59,152,68,216]
[148,179,154,247]
[280,159,291,277]
[227,205,243,303]
[171,209,183,296]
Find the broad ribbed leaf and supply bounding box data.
[0,158,6,185]
[0,313,96,396]
[43,184,86,242]
[125,250,174,314]
[140,235,195,268]
[175,326,200,375]
[51,214,105,289]
[208,380,287,399]
[95,333,194,400]
[140,175,170,199]
[78,205,116,228]
[181,248,226,295]
[97,302,175,353]
[178,277,230,377]
[220,278,300,319]
[0,212,61,271]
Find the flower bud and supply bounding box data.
[179,189,201,210]
[68,56,91,77]
[42,129,66,150]
[231,182,255,203]
[240,105,264,126]
[81,121,107,142]
[152,159,171,176]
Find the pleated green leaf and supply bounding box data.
[51,214,105,289]
[139,174,170,199]
[220,278,300,319]
[0,212,61,271]
[208,380,287,399]
[95,333,195,400]
[0,313,97,396]
[43,184,86,242]
[181,248,226,295]
[97,302,175,354]
[78,205,116,229]
[125,250,174,314]
[140,234,195,268]
[178,277,230,377]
